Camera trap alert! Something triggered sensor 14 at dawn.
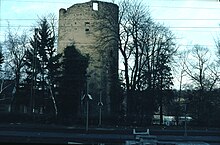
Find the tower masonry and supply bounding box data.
[58,0,119,117]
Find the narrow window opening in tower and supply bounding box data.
[92,2,98,11]
[85,22,90,33]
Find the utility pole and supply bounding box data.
[30,28,38,115]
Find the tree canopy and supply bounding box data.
[58,44,89,122]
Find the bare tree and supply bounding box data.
[94,0,177,124]
[118,0,177,123]
[184,45,220,125]
[4,26,28,85]
[3,25,28,111]
[185,45,214,91]
[171,50,189,125]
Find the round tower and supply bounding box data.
[58,1,119,118]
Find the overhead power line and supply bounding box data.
[0,25,219,29]
[170,27,220,29]
[1,18,220,21]
[1,0,220,10]
[156,19,220,21]
[150,5,220,10]
[1,0,69,4]
[3,0,218,2]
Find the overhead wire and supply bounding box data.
[0,0,220,46]
[1,0,220,9]
[1,18,220,21]
[0,25,219,29]
[1,0,70,4]
[150,5,220,10]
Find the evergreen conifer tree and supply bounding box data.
[25,18,62,116]
[58,44,89,122]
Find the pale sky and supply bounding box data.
[147,0,220,51]
[1,0,220,49]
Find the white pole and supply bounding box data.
[86,99,89,132]
[99,106,102,126]
[184,104,187,136]
[98,92,102,127]
[85,76,89,132]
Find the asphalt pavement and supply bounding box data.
[0,123,219,144]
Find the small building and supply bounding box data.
[152,115,192,126]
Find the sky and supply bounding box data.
[147,0,220,51]
[1,0,220,88]
[1,0,220,49]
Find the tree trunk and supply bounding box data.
[49,85,58,116]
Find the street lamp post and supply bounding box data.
[98,91,103,127]
[86,97,89,131]
[82,75,92,132]
[82,94,92,131]
[85,93,92,131]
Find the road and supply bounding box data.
[0,123,219,144]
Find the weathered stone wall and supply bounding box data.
[58,0,119,118]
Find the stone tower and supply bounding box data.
[58,0,119,117]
